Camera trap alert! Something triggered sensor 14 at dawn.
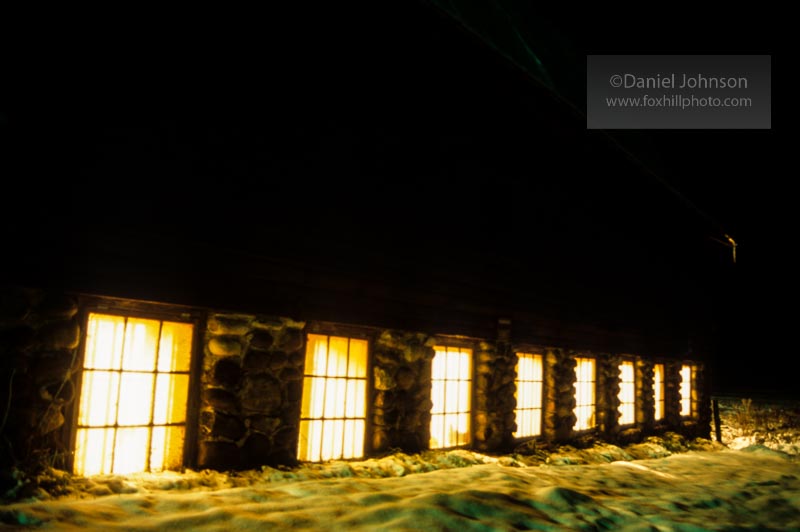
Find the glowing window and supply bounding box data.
[618,361,635,425]
[298,334,367,462]
[74,313,192,476]
[430,346,471,449]
[514,353,543,438]
[680,364,693,416]
[573,357,596,431]
[653,364,665,421]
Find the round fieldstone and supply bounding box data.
[207,316,251,336]
[249,330,274,351]
[248,416,281,435]
[372,429,389,451]
[208,336,242,357]
[37,407,65,435]
[242,351,271,373]
[213,358,242,388]
[205,388,239,413]
[395,367,414,391]
[37,320,80,350]
[279,367,302,382]
[374,367,396,390]
[240,374,282,413]
[277,328,304,352]
[210,412,246,441]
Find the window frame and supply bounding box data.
[572,355,597,432]
[679,362,696,418]
[429,339,475,450]
[68,298,203,475]
[652,361,666,423]
[617,358,636,427]
[297,331,372,462]
[513,351,545,440]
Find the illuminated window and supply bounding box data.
[653,364,665,421]
[74,313,192,476]
[680,364,693,416]
[430,346,471,449]
[618,361,635,425]
[514,353,543,438]
[298,334,367,462]
[573,357,596,430]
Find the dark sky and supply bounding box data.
[3,5,788,396]
[543,9,784,397]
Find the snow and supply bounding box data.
[2,397,800,531]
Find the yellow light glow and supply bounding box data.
[429,346,471,449]
[514,353,543,438]
[618,361,635,425]
[298,335,368,462]
[573,357,595,431]
[680,364,692,416]
[654,364,665,421]
[74,313,192,476]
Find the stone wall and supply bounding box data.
[635,358,655,431]
[663,361,683,429]
[473,341,516,452]
[1,286,713,478]
[596,353,620,438]
[543,348,576,442]
[683,363,711,439]
[197,313,306,470]
[0,287,80,476]
[370,330,434,453]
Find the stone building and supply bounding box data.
[1,3,716,477]
[0,287,709,475]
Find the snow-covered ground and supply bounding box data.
[2,396,799,531]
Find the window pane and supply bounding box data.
[79,371,120,427]
[121,318,159,371]
[431,380,445,414]
[347,339,368,378]
[74,428,115,476]
[84,314,126,370]
[157,321,193,372]
[117,373,154,426]
[305,334,328,376]
[328,337,349,377]
[113,427,150,474]
[150,426,185,472]
[153,374,189,424]
[532,382,543,409]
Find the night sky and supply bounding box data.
[3,5,786,396]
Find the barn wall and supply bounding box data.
[543,348,576,442]
[198,313,306,469]
[0,287,81,474]
[1,287,710,476]
[371,330,435,453]
[635,358,655,430]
